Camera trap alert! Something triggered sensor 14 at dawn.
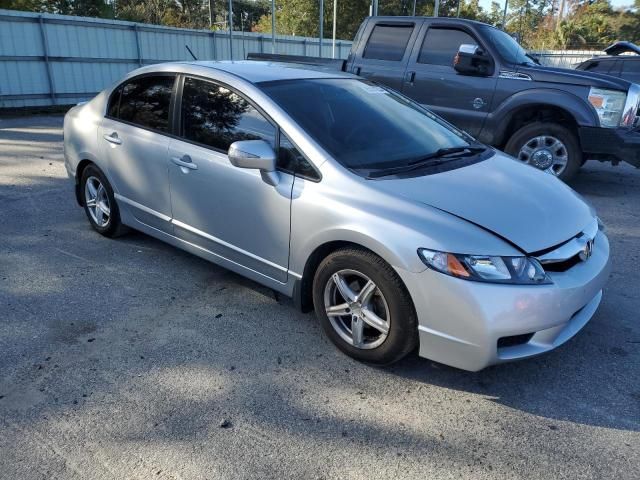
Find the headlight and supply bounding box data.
[418,249,551,285]
[588,87,627,128]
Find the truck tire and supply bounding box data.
[505,122,582,182]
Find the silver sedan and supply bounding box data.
[63,61,610,371]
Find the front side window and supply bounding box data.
[622,60,640,73]
[260,79,478,173]
[181,77,275,151]
[584,60,615,73]
[278,132,319,180]
[116,75,175,131]
[419,28,477,66]
[363,24,414,61]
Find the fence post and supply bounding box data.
[303,38,307,56]
[211,31,217,60]
[38,15,56,105]
[133,24,143,66]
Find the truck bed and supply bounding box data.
[246,53,346,72]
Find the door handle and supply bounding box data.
[405,71,416,84]
[171,155,198,170]
[103,132,122,145]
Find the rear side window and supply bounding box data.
[419,28,477,66]
[116,75,175,132]
[363,24,413,61]
[107,86,121,118]
[180,77,276,152]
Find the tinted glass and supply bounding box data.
[118,75,175,131]
[583,60,614,72]
[622,60,640,73]
[260,79,470,170]
[107,87,121,117]
[181,77,275,151]
[419,28,477,66]
[480,25,531,65]
[278,133,318,180]
[363,24,413,61]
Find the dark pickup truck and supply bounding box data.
[249,16,640,181]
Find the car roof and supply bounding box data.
[370,15,488,26]
[176,60,358,83]
[582,55,640,63]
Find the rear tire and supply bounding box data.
[312,247,418,365]
[505,122,582,182]
[80,164,125,237]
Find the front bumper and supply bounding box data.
[397,231,611,372]
[579,126,640,168]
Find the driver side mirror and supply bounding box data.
[454,44,493,77]
[228,139,280,186]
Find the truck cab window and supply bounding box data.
[419,28,477,66]
[363,24,414,61]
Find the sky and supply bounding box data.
[477,0,634,11]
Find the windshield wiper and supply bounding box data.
[367,146,486,179]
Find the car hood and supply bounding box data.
[518,64,631,91]
[374,153,594,254]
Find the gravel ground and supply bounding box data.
[0,115,638,480]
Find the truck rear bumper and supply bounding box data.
[579,126,640,168]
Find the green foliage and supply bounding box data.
[2,0,640,50]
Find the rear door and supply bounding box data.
[99,73,175,233]
[349,20,420,91]
[402,22,497,136]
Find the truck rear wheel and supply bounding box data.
[505,122,582,182]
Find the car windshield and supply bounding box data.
[259,78,474,171]
[481,25,532,66]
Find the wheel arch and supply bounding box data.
[74,158,96,206]
[483,90,598,148]
[293,239,416,313]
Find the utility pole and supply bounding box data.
[412,0,416,16]
[457,0,461,17]
[332,0,337,58]
[209,0,214,28]
[434,0,440,17]
[502,0,508,29]
[271,0,276,53]
[372,0,378,16]
[319,0,324,57]
[228,0,233,59]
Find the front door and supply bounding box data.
[168,76,293,283]
[99,74,175,233]
[402,24,497,137]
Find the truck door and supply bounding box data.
[402,22,497,137]
[349,20,421,91]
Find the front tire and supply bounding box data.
[312,248,418,365]
[505,122,582,182]
[80,164,124,237]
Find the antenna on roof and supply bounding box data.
[185,45,198,61]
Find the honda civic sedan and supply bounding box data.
[64,61,610,371]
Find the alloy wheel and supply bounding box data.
[84,176,111,228]
[323,269,390,350]
[516,135,569,177]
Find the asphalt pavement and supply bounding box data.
[0,115,638,480]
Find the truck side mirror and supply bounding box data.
[454,44,493,77]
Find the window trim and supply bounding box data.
[362,22,416,62]
[104,72,178,135]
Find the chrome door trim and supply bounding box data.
[114,193,172,222]
[172,219,289,274]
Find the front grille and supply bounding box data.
[542,254,582,272]
[497,333,534,349]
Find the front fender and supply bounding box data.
[481,88,599,146]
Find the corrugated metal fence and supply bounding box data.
[0,9,353,109]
